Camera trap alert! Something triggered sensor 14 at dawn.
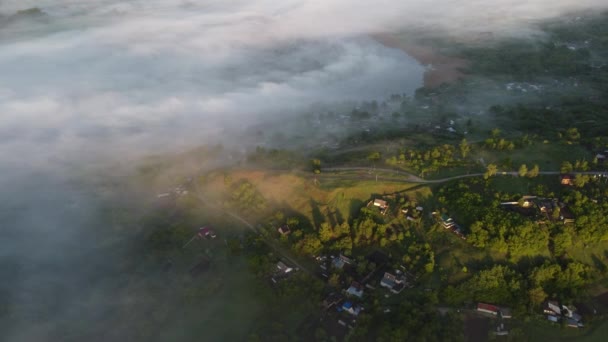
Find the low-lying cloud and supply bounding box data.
[2,0,607,169]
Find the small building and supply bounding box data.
[341,301,362,316]
[440,214,455,229]
[278,225,291,235]
[198,226,217,239]
[477,303,500,316]
[332,254,355,269]
[346,282,364,298]
[373,199,388,209]
[560,175,574,186]
[562,305,582,322]
[380,271,406,294]
[544,301,562,315]
[276,261,293,274]
[499,307,512,319]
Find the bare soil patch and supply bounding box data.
[373,33,469,88]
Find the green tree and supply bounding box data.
[565,127,580,142]
[296,234,322,255]
[461,265,523,304]
[491,128,501,138]
[528,287,548,308]
[311,159,321,174]
[286,216,299,228]
[335,221,351,237]
[368,151,381,163]
[319,222,334,242]
[459,138,470,158]
[484,164,498,179]
[552,207,561,221]
[527,164,540,178]
[553,227,573,255]
[561,161,573,173]
[574,174,589,188]
[518,164,528,177]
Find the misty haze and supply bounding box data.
[2,1,608,341]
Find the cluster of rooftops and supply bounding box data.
[476,300,585,329]
[318,251,414,328]
[544,301,584,328]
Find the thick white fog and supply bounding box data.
[0,0,428,171]
[2,0,608,170]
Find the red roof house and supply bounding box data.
[477,303,500,315]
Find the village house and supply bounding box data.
[544,301,561,316]
[277,225,291,235]
[332,254,355,269]
[543,301,584,328]
[441,214,455,229]
[373,199,388,209]
[380,271,406,294]
[346,281,364,298]
[276,261,293,274]
[198,226,217,239]
[439,214,466,239]
[340,301,362,316]
[477,303,499,316]
[560,174,574,186]
[563,305,583,322]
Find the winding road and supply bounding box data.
[320,167,607,184]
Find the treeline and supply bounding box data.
[351,292,464,342]
[385,144,462,176]
[437,180,550,259]
[437,175,608,313]
[443,262,590,313]
[438,177,608,259]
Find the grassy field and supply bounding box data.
[475,142,593,172]
[201,169,425,224]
